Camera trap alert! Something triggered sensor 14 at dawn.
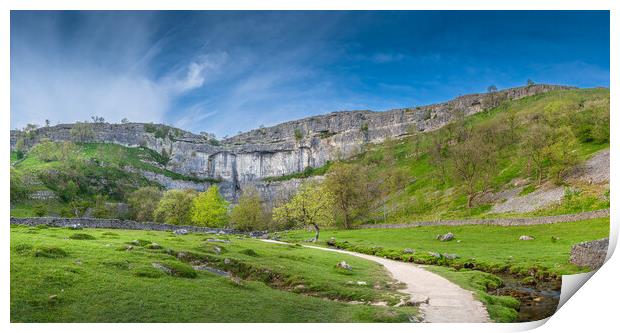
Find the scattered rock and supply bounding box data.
[327,237,337,246]
[205,238,229,243]
[146,242,162,249]
[519,235,535,241]
[551,236,560,243]
[224,258,231,265]
[436,232,454,242]
[336,261,352,270]
[152,262,173,275]
[48,294,58,303]
[230,275,243,286]
[443,253,459,260]
[193,265,230,277]
[68,224,83,230]
[403,248,415,254]
[356,281,367,286]
[428,252,441,259]
[456,240,462,243]
[173,229,188,235]
[75,260,82,265]
[213,246,222,255]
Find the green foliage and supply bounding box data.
[128,187,162,222]
[10,168,30,203]
[70,122,95,142]
[360,122,369,133]
[272,181,335,236]
[294,128,303,141]
[324,163,379,229]
[69,233,96,240]
[230,187,270,231]
[190,186,230,227]
[154,189,197,225]
[263,161,332,182]
[33,246,67,258]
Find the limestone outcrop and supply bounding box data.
[10,84,573,201]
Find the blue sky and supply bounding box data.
[11,11,609,137]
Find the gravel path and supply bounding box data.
[262,239,490,323]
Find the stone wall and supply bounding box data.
[357,209,610,229]
[570,238,609,269]
[10,217,268,237]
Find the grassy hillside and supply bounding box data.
[10,141,215,218]
[10,225,417,322]
[343,88,610,224]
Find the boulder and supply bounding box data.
[428,252,442,259]
[403,248,415,254]
[336,261,352,270]
[519,235,535,241]
[327,237,337,246]
[174,229,189,235]
[443,253,459,260]
[436,232,454,242]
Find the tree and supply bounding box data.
[487,85,497,93]
[521,123,553,185]
[91,115,105,123]
[10,167,30,203]
[121,118,129,124]
[45,119,51,127]
[230,187,270,231]
[70,122,95,142]
[450,133,497,207]
[527,79,535,87]
[190,186,230,227]
[14,138,26,159]
[324,163,376,229]
[127,187,162,222]
[546,127,580,184]
[272,181,334,241]
[154,189,196,225]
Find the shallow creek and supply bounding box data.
[490,273,561,322]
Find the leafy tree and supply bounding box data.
[70,122,95,142]
[521,123,553,185]
[450,133,497,207]
[230,187,270,231]
[10,168,30,203]
[92,195,110,218]
[527,79,535,86]
[272,181,334,241]
[324,162,377,229]
[154,189,197,225]
[121,118,129,124]
[127,187,163,222]
[45,119,51,127]
[14,138,26,159]
[190,186,230,227]
[546,127,580,184]
[487,85,497,93]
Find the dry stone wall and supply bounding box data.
[570,238,609,269]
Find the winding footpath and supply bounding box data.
[262,239,490,323]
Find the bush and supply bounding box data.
[69,233,96,240]
[230,187,270,231]
[190,186,230,227]
[154,189,197,225]
[133,266,166,278]
[128,187,162,222]
[34,246,68,258]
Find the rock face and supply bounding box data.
[11,84,573,202]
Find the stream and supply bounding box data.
[490,273,561,322]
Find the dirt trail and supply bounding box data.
[262,239,490,323]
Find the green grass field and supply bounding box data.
[276,217,609,279]
[10,224,418,323]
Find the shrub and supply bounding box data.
[294,128,303,141]
[69,233,96,240]
[133,266,165,278]
[128,187,162,222]
[190,186,230,227]
[34,246,68,258]
[154,189,197,225]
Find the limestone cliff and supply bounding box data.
[10,84,574,201]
